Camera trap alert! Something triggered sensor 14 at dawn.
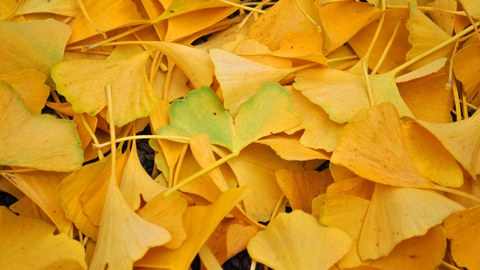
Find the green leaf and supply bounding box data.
[157,82,301,154]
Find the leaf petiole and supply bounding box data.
[163,151,239,197]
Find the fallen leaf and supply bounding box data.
[247,210,351,270]
[0,207,87,269]
[52,52,157,127]
[0,82,83,171]
[444,206,480,270]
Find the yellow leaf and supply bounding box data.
[227,144,303,221]
[0,69,50,114]
[0,83,83,171]
[249,0,320,51]
[276,169,333,213]
[417,110,480,178]
[210,49,302,116]
[256,134,330,161]
[453,43,480,106]
[402,121,463,188]
[349,9,411,73]
[0,207,87,269]
[190,134,229,191]
[120,142,165,210]
[406,3,453,69]
[139,191,188,249]
[368,225,446,270]
[294,69,413,123]
[358,184,463,260]
[89,176,171,270]
[427,0,457,35]
[52,52,157,127]
[444,206,480,270]
[286,87,344,152]
[69,0,145,43]
[319,1,381,54]
[247,210,351,270]
[330,103,433,188]
[152,42,214,89]
[398,70,453,123]
[165,7,237,42]
[458,0,480,19]
[16,0,80,17]
[0,19,71,78]
[58,153,128,239]
[136,187,248,270]
[3,172,72,234]
[320,194,370,268]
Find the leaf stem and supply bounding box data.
[105,85,117,185]
[93,134,191,148]
[163,151,239,197]
[371,21,400,74]
[217,0,266,13]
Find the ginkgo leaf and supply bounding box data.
[89,175,171,270]
[68,0,146,43]
[120,142,165,210]
[271,27,326,64]
[204,216,259,265]
[395,57,447,83]
[294,69,413,124]
[453,43,480,106]
[16,0,80,17]
[0,83,83,171]
[248,0,320,51]
[318,1,381,54]
[247,210,351,270]
[398,70,453,123]
[459,0,480,19]
[158,0,238,20]
[3,172,72,234]
[256,134,330,161]
[0,207,87,269]
[190,134,229,191]
[157,82,301,154]
[358,183,464,260]
[330,103,434,189]
[164,7,237,42]
[58,153,128,239]
[319,194,370,268]
[176,149,223,202]
[139,191,188,249]
[52,52,157,127]
[427,0,457,35]
[321,193,447,270]
[0,0,16,20]
[416,110,480,178]
[276,169,332,213]
[0,19,71,78]
[151,42,214,89]
[226,144,303,222]
[402,121,463,188]
[444,206,480,270]
[326,176,375,200]
[285,87,344,152]
[348,9,411,73]
[0,69,50,114]
[368,225,446,270]
[210,49,303,115]
[406,3,453,68]
[136,187,248,270]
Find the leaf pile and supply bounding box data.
[1,0,480,269]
